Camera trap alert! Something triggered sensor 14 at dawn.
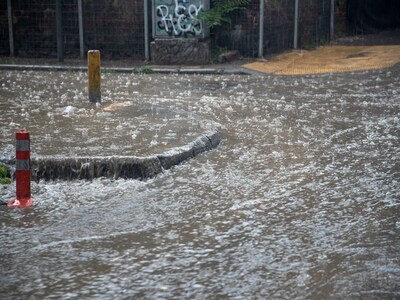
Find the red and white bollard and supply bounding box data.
[8,130,33,208]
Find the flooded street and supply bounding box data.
[1,66,399,299]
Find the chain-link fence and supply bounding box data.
[219,0,260,57]
[83,0,145,59]
[219,0,332,57]
[298,0,331,49]
[264,0,295,54]
[0,0,145,59]
[0,2,8,55]
[3,0,396,62]
[12,0,57,57]
[1,0,333,60]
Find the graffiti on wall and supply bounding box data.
[153,0,206,38]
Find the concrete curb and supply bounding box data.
[0,64,253,75]
[1,131,221,182]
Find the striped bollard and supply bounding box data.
[8,130,33,208]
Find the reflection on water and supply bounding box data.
[0,67,399,299]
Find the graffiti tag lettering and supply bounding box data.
[154,0,204,38]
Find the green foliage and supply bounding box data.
[138,66,154,75]
[301,43,316,51]
[198,0,250,29]
[101,68,116,74]
[0,165,11,185]
[211,46,229,63]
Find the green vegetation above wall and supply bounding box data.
[198,0,250,29]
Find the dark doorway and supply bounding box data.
[347,0,400,33]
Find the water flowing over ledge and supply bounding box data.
[1,131,221,181]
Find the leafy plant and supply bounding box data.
[101,68,116,74]
[138,66,154,75]
[0,165,11,185]
[198,0,250,29]
[211,46,229,63]
[301,43,315,51]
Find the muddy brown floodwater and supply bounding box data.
[0,65,399,299]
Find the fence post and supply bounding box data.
[144,0,150,61]
[78,0,85,59]
[8,130,33,208]
[88,50,101,103]
[293,0,299,49]
[330,0,334,40]
[258,0,265,58]
[56,0,64,62]
[7,0,14,56]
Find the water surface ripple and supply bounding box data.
[1,67,399,299]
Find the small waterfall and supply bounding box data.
[32,156,162,181]
[1,132,221,181]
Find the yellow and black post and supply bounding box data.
[88,50,101,103]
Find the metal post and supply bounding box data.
[78,0,85,59]
[88,50,101,103]
[7,0,14,56]
[144,0,150,61]
[330,0,334,41]
[56,0,64,62]
[258,0,265,58]
[294,0,299,49]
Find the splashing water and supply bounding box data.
[0,67,399,299]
